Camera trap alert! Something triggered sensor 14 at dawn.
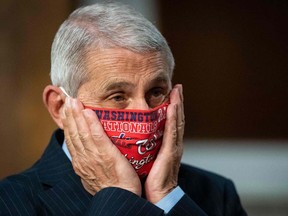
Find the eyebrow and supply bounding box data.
[105,81,135,91]
[151,75,170,84]
[103,73,170,92]
[146,74,170,90]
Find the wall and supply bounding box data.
[160,0,288,139]
[0,0,75,179]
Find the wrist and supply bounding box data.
[146,186,175,204]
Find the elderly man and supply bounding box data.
[0,3,246,216]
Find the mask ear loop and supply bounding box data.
[59,87,71,98]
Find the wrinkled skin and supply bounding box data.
[60,48,185,203]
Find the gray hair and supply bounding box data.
[50,2,175,97]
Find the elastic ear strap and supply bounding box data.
[59,87,71,98]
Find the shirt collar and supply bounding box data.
[62,141,72,161]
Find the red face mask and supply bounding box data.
[85,103,168,178]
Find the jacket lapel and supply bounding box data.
[36,129,92,215]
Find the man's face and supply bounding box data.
[77,48,172,110]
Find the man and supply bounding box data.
[0,3,247,215]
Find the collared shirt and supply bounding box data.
[62,141,184,214]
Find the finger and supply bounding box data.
[82,109,116,153]
[63,97,87,157]
[170,84,184,112]
[169,85,185,145]
[61,97,78,159]
[175,88,184,153]
[176,85,185,144]
[169,85,181,106]
[159,103,177,155]
[176,104,184,157]
[70,98,98,152]
[158,84,182,154]
[63,98,99,178]
[177,84,185,120]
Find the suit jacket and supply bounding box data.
[0,129,247,216]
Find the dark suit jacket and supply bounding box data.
[0,129,247,215]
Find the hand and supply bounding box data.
[144,84,185,203]
[61,97,141,196]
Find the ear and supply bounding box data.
[43,85,66,129]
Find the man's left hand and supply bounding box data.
[144,84,185,203]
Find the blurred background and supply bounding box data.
[1,0,287,215]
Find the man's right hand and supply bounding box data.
[61,97,142,196]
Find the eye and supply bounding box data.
[112,94,125,102]
[146,87,168,107]
[105,93,128,109]
[150,87,164,97]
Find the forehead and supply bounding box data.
[84,48,171,88]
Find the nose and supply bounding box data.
[127,98,150,110]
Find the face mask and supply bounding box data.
[85,103,168,178]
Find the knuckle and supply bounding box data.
[72,160,91,178]
[177,118,185,130]
[79,132,90,143]
[91,131,105,141]
[65,138,73,147]
[171,128,177,140]
[72,161,81,175]
[69,132,79,141]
